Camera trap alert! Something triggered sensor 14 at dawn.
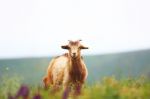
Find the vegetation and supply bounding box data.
[0,50,150,98]
[0,75,150,99]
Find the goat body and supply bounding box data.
[43,53,88,89]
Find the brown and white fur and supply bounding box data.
[43,40,88,92]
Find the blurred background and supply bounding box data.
[0,0,150,85]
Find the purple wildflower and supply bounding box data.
[74,84,81,95]
[62,87,71,99]
[8,93,15,99]
[15,85,29,99]
[33,93,41,99]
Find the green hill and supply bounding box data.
[0,49,150,85]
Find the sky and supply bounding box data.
[0,0,150,58]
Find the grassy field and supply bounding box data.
[1,50,150,99]
[1,75,150,99]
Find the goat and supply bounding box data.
[43,40,88,92]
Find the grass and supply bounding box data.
[0,75,150,99]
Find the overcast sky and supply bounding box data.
[0,0,150,58]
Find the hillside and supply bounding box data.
[0,49,150,85]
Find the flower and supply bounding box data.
[62,87,71,99]
[74,84,81,95]
[33,93,41,99]
[8,93,15,99]
[15,85,29,99]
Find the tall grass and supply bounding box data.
[0,75,150,99]
[0,75,22,99]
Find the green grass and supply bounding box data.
[1,75,150,99]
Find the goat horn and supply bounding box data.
[68,40,73,42]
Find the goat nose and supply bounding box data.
[73,53,76,56]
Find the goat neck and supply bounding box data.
[69,55,84,83]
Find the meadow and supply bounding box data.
[0,75,150,99]
[0,49,150,99]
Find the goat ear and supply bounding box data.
[80,45,89,49]
[61,45,69,49]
